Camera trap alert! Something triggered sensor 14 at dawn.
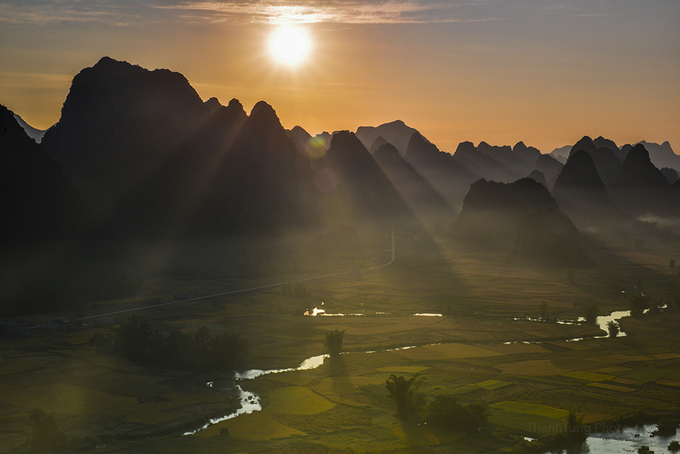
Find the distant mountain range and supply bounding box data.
[3,56,680,269]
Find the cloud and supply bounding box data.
[0,0,507,26]
[0,1,143,26]
[151,0,501,24]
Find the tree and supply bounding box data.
[582,302,598,325]
[385,374,424,421]
[638,446,654,454]
[607,321,620,337]
[324,329,345,357]
[668,440,680,453]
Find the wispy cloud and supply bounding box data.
[0,0,507,26]
[153,0,502,25]
[0,1,144,26]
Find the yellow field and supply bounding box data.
[561,370,615,382]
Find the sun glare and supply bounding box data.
[269,26,311,66]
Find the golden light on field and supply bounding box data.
[269,25,311,66]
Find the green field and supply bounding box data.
[2,234,680,453]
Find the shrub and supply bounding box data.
[424,395,488,433]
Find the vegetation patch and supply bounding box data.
[424,343,501,359]
[123,409,181,425]
[202,409,305,439]
[473,379,513,390]
[618,367,674,384]
[491,401,569,419]
[561,370,615,382]
[586,382,635,393]
[377,366,430,374]
[268,386,336,415]
[497,360,569,376]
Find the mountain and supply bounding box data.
[355,120,420,155]
[512,141,542,169]
[453,141,520,183]
[372,142,451,214]
[319,131,412,223]
[404,133,477,211]
[549,145,571,163]
[569,136,621,186]
[41,57,321,237]
[450,177,561,247]
[369,136,388,154]
[593,136,626,162]
[660,168,679,185]
[635,141,680,171]
[41,57,209,225]
[534,154,564,190]
[477,141,535,177]
[509,208,593,267]
[288,125,328,159]
[12,113,47,143]
[1,104,89,247]
[609,144,669,216]
[552,149,623,226]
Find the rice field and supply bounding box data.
[2,236,680,453]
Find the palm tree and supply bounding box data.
[385,374,423,420]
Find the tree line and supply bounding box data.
[89,315,249,373]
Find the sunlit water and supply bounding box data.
[185,308,652,437]
[556,425,680,453]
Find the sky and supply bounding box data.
[1,0,679,154]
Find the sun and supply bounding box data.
[269,26,311,66]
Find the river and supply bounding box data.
[183,306,667,453]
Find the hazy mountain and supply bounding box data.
[320,131,412,223]
[355,120,420,155]
[509,208,593,267]
[12,113,47,143]
[593,136,626,162]
[451,177,560,247]
[552,149,622,226]
[404,133,477,211]
[534,154,564,190]
[512,141,542,169]
[372,142,451,214]
[1,104,88,246]
[549,145,571,163]
[369,136,388,154]
[611,144,668,189]
[453,141,520,183]
[288,125,328,159]
[477,141,534,177]
[528,169,548,188]
[635,141,680,171]
[609,144,669,216]
[569,136,621,186]
[660,167,679,185]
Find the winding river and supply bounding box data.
[183,307,638,437]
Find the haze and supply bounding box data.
[1,0,679,153]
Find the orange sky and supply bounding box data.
[1,1,679,153]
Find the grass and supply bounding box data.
[561,370,615,382]
[268,386,336,415]
[491,401,570,420]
